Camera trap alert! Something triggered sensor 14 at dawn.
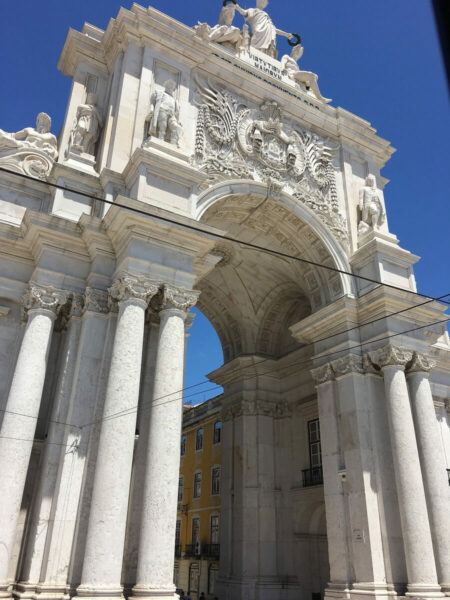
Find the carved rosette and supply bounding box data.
[311,363,334,385]
[109,275,160,308]
[331,354,364,377]
[160,284,201,314]
[84,288,110,315]
[407,352,436,374]
[369,345,413,370]
[22,283,69,319]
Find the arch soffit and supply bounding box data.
[195,180,356,301]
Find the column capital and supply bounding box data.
[407,351,436,374]
[331,353,364,377]
[311,362,335,385]
[59,292,85,328]
[84,287,110,315]
[160,284,200,313]
[22,283,69,319]
[109,275,160,308]
[362,353,381,375]
[369,344,413,370]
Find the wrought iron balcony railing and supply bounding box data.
[302,466,323,487]
[184,544,201,558]
[203,543,220,559]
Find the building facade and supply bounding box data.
[0,4,449,600]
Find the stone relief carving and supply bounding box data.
[144,80,182,147]
[358,175,386,237]
[193,78,348,243]
[310,363,334,385]
[407,352,436,374]
[0,113,58,179]
[22,283,69,319]
[281,45,331,104]
[369,344,413,369]
[84,288,110,314]
[109,275,160,306]
[66,93,103,157]
[194,3,247,53]
[161,284,201,313]
[331,353,364,377]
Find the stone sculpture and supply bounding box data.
[358,175,386,235]
[235,0,292,58]
[281,45,331,104]
[67,93,103,156]
[194,4,245,53]
[145,80,182,147]
[0,112,58,179]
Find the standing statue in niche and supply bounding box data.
[67,93,103,156]
[358,175,386,235]
[0,112,58,178]
[281,44,331,104]
[194,3,246,53]
[235,0,293,58]
[145,80,182,147]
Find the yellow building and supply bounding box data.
[175,397,222,599]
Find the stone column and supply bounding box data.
[132,285,199,600]
[370,345,443,599]
[0,284,68,599]
[311,364,351,600]
[75,276,159,600]
[16,295,84,598]
[407,353,450,595]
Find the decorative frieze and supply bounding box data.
[369,345,413,370]
[331,354,364,377]
[84,288,109,314]
[222,398,288,421]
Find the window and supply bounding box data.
[180,434,186,456]
[178,475,184,502]
[211,466,220,495]
[175,519,181,546]
[308,419,322,468]
[210,514,220,544]
[191,517,200,546]
[213,421,222,444]
[193,471,202,498]
[195,428,204,451]
[208,564,219,595]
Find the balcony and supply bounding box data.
[302,466,323,487]
[203,544,220,559]
[184,544,200,558]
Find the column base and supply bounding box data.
[0,582,13,600]
[325,583,352,600]
[406,583,445,599]
[130,586,178,600]
[75,585,124,600]
[13,584,37,600]
[439,583,450,597]
[32,583,70,600]
[350,583,399,600]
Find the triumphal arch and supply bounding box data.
[0,3,449,600]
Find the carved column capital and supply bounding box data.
[84,288,110,315]
[109,275,160,308]
[22,283,69,319]
[331,353,364,377]
[311,363,335,385]
[369,345,413,371]
[407,352,436,375]
[58,292,85,329]
[160,284,200,313]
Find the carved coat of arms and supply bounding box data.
[193,78,348,243]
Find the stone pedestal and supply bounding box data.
[407,354,450,596]
[75,276,158,600]
[370,345,443,600]
[0,285,67,599]
[131,285,199,600]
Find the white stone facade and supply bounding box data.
[0,4,449,600]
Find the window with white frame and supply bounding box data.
[191,517,200,545]
[193,471,202,498]
[178,475,184,502]
[211,466,220,495]
[175,519,181,546]
[195,428,204,451]
[308,419,322,469]
[210,514,220,544]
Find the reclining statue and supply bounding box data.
[281,45,331,103]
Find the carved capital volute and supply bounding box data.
[160,284,200,313]
[22,283,69,320]
[109,275,160,309]
[363,353,380,375]
[84,288,109,315]
[407,352,436,375]
[311,363,334,385]
[331,354,364,377]
[369,345,413,371]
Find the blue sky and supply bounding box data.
[1,1,449,403]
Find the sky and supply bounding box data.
[0,1,449,403]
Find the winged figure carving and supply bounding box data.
[195,77,242,146]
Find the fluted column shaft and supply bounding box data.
[132,286,199,600]
[17,296,84,594]
[407,353,450,595]
[0,284,67,598]
[370,345,442,599]
[76,276,159,600]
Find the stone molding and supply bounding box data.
[160,284,200,313]
[331,353,364,377]
[22,283,69,319]
[369,344,413,370]
[407,351,436,374]
[310,363,334,385]
[84,287,110,314]
[109,275,160,307]
[222,399,289,421]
